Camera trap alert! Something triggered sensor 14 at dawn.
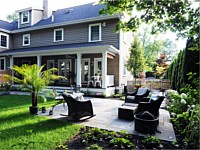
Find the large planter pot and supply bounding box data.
[29,106,39,115]
[134,111,158,134]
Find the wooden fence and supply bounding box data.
[127,79,171,92]
[0,70,12,84]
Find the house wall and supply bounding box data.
[11,19,119,50]
[121,31,133,85]
[32,10,43,25]
[107,54,119,86]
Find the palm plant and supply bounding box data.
[5,64,64,114]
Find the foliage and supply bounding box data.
[142,135,162,149]
[4,64,64,107]
[137,25,177,70]
[127,35,145,78]
[6,12,18,22]
[99,0,199,50]
[109,137,135,149]
[166,74,200,149]
[86,144,103,150]
[0,82,12,91]
[0,95,81,149]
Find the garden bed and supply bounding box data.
[61,127,176,149]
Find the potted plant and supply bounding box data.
[5,64,64,114]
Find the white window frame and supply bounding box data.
[54,28,64,42]
[94,58,102,75]
[0,57,6,71]
[0,33,9,49]
[23,34,30,46]
[21,11,29,24]
[88,23,102,42]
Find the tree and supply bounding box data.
[99,0,199,50]
[6,12,18,22]
[127,35,145,81]
[137,25,177,71]
[5,64,64,114]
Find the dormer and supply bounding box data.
[16,7,44,29]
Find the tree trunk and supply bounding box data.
[32,92,38,107]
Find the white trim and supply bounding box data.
[47,60,55,69]
[21,11,30,24]
[54,28,64,42]
[0,57,6,70]
[31,9,34,26]
[88,23,102,42]
[0,45,119,57]
[0,32,9,49]
[23,34,30,46]
[12,15,120,33]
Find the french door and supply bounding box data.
[81,59,90,83]
[58,59,71,82]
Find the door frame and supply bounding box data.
[58,59,72,82]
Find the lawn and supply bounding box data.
[0,95,81,150]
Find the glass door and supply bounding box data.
[81,59,90,83]
[58,59,71,83]
[94,58,102,76]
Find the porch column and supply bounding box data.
[37,55,41,68]
[76,53,82,87]
[102,51,107,88]
[9,56,14,84]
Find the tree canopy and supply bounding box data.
[127,35,145,78]
[99,0,199,50]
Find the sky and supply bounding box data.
[0,0,187,50]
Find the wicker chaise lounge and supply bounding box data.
[62,93,95,121]
[124,88,150,105]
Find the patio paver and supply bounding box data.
[39,97,176,142]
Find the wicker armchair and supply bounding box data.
[134,96,165,134]
[62,93,95,121]
[125,88,150,104]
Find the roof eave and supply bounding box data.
[11,14,120,33]
[0,28,11,33]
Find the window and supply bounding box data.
[0,58,5,70]
[0,34,8,48]
[23,34,30,46]
[89,23,101,42]
[54,28,64,42]
[21,11,29,24]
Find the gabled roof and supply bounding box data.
[0,3,119,32]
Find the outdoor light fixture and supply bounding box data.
[102,22,106,27]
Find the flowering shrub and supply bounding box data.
[0,82,12,91]
[167,73,200,149]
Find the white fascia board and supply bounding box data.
[15,7,43,13]
[2,45,119,57]
[11,15,120,33]
[0,28,11,33]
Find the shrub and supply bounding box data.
[109,137,135,149]
[142,135,162,149]
[0,82,12,91]
[86,144,103,150]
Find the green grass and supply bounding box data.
[0,95,81,150]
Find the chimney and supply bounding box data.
[43,0,48,19]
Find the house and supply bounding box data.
[0,0,133,96]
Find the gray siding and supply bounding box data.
[19,10,32,28]
[12,19,119,49]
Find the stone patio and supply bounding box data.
[39,97,176,142]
